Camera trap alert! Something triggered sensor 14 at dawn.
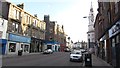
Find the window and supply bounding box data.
[19,12,21,20]
[29,17,31,24]
[26,15,28,23]
[107,11,111,23]
[15,24,18,31]
[33,19,37,26]
[116,35,119,44]
[24,45,29,52]
[9,43,16,52]
[88,34,90,36]
[17,11,19,20]
[115,1,118,14]
[14,9,17,19]
[112,38,115,47]
[12,22,19,33]
[49,28,53,33]
[12,22,15,32]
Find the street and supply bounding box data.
[2,52,83,66]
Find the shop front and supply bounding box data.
[30,37,44,53]
[109,20,120,67]
[44,40,60,52]
[7,33,31,54]
[99,32,111,63]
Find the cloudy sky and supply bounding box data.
[8,0,98,42]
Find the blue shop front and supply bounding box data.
[44,40,60,52]
[7,33,31,54]
[0,39,7,55]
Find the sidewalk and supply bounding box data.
[92,54,113,67]
[2,52,42,58]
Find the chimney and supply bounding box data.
[17,3,24,9]
[34,14,37,17]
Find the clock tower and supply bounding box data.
[87,2,95,48]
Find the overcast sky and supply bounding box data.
[8,0,98,42]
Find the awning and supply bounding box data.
[44,40,60,44]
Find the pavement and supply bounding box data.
[1,52,42,59]
[92,54,112,66]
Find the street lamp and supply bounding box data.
[83,16,90,49]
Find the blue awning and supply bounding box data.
[0,39,7,44]
[44,40,60,44]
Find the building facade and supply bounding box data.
[56,25,66,52]
[7,3,31,54]
[2,1,46,54]
[44,15,66,52]
[94,1,120,67]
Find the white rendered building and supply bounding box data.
[87,2,95,48]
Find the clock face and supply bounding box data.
[91,19,94,22]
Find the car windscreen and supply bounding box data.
[71,51,81,54]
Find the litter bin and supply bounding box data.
[18,50,22,56]
[83,53,92,67]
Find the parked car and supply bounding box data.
[43,49,53,54]
[64,48,71,52]
[70,50,83,62]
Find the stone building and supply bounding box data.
[1,1,46,54]
[94,1,120,67]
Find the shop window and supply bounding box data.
[9,43,16,52]
[24,45,29,52]
[116,35,119,44]
[112,38,115,47]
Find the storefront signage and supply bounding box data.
[9,33,31,43]
[109,20,120,38]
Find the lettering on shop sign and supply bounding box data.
[112,23,120,34]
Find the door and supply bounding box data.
[24,45,29,53]
[21,44,30,53]
[47,45,52,49]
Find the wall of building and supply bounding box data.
[94,1,120,67]
[0,18,8,39]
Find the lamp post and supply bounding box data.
[83,16,90,49]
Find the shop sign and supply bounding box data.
[9,33,31,43]
[109,20,120,38]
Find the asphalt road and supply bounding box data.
[2,52,83,66]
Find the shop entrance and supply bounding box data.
[47,45,52,49]
[21,44,30,53]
